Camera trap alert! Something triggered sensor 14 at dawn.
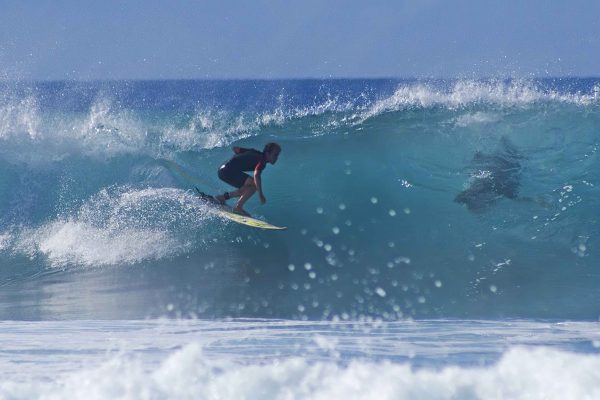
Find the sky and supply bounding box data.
[1,0,599,80]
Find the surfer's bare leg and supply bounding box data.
[216,177,255,215]
[232,179,256,215]
[233,187,255,214]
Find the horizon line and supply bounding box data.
[2,76,600,83]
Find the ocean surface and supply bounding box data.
[0,78,599,398]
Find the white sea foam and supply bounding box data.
[73,99,147,157]
[0,231,13,251]
[158,109,248,152]
[165,97,356,150]
[27,220,178,267]
[0,90,288,161]
[14,187,209,267]
[0,96,149,165]
[359,80,599,122]
[0,95,40,140]
[1,344,599,400]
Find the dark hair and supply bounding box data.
[263,142,281,153]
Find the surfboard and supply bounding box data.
[195,189,287,230]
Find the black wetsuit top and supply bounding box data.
[218,148,266,188]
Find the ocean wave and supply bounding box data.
[0,80,598,320]
[1,344,598,400]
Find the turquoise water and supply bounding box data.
[0,79,599,321]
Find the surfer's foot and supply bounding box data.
[232,206,251,217]
[215,194,227,205]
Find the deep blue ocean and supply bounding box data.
[0,79,599,398]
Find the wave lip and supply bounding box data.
[359,79,600,122]
[2,79,598,163]
[0,96,148,165]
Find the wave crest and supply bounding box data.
[359,80,599,122]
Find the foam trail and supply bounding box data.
[14,187,211,267]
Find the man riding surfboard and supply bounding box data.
[214,143,281,216]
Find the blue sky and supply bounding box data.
[1,0,599,80]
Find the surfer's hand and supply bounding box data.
[259,193,266,204]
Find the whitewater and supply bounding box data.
[0,79,599,399]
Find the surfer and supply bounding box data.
[214,143,281,216]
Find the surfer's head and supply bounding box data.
[264,142,281,164]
